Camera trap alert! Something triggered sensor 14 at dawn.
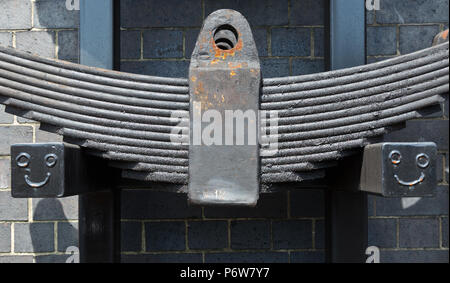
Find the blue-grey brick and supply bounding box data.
[444,94,449,118]
[0,223,11,252]
[383,120,449,151]
[0,158,11,189]
[253,28,268,57]
[204,192,286,218]
[272,220,312,249]
[380,250,448,263]
[314,28,325,57]
[260,58,290,77]
[290,0,325,25]
[205,0,288,26]
[16,31,56,58]
[58,30,78,62]
[367,26,397,56]
[368,194,376,216]
[145,221,185,251]
[290,251,325,263]
[399,218,439,248]
[14,222,54,253]
[122,253,202,263]
[290,189,325,217]
[0,191,28,221]
[205,252,288,263]
[442,217,448,248]
[437,153,444,183]
[366,10,375,25]
[230,220,270,250]
[185,29,200,58]
[121,190,201,219]
[368,218,397,248]
[375,186,448,216]
[32,197,78,221]
[315,219,325,249]
[188,221,228,250]
[33,0,79,28]
[0,33,12,47]
[121,221,141,252]
[57,222,78,252]
[35,128,63,142]
[0,126,33,155]
[0,105,14,123]
[292,59,325,75]
[121,0,202,28]
[121,31,141,59]
[120,60,189,78]
[35,254,72,263]
[271,28,311,56]
[0,256,33,263]
[0,0,32,29]
[143,30,183,58]
[399,25,440,55]
[375,0,449,24]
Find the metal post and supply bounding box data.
[325,0,368,263]
[78,0,121,263]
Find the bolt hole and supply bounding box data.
[214,24,238,50]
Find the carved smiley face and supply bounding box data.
[389,150,431,188]
[15,152,58,188]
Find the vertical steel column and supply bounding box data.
[325,0,368,263]
[78,0,121,263]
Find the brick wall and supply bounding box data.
[0,0,448,263]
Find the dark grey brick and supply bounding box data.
[121,221,142,252]
[0,223,10,252]
[204,192,286,218]
[185,29,200,58]
[121,190,201,219]
[120,60,189,78]
[143,30,183,58]
[0,256,33,263]
[0,0,32,29]
[375,186,448,216]
[437,153,444,183]
[442,217,448,248]
[0,126,33,155]
[253,28,268,57]
[188,221,228,250]
[16,31,56,58]
[368,218,397,248]
[121,31,141,59]
[121,253,202,263]
[367,26,397,56]
[32,197,78,220]
[145,221,185,251]
[58,30,78,62]
[230,220,270,250]
[205,0,288,26]
[399,25,441,55]
[290,0,325,25]
[205,252,289,263]
[14,222,54,253]
[292,59,325,75]
[57,222,78,252]
[33,0,79,28]
[272,220,312,249]
[271,28,311,57]
[35,129,63,142]
[399,218,439,248]
[313,28,325,57]
[35,254,72,263]
[290,251,325,263]
[382,120,449,151]
[315,219,325,249]
[366,10,375,25]
[0,191,28,221]
[0,105,14,123]
[0,158,11,189]
[380,250,448,263]
[0,33,12,47]
[290,189,325,217]
[260,58,290,77]
[375,0,449,24]
[121,0,202,28]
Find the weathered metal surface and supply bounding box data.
[188,9,261,205]
[11,143,106,197]
[360,143,437,197]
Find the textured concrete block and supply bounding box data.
[205,252,289,263]
[375,0,449,24]
[292,59,325,75]
[290,251,325,263]
[442,217,448,248]
[290,189,325,217]
[121,221,142,252]
[230,220,270,250]
[0,256,33,263]
[368,218,397,248]
[188,221,228,250]
[260,58,290,77]
[35,129,63,142]
[399,25,440,55]
[271,28,311,56]
[16,31,56,58]
[0,126,33,155]
[122,253,202,263]
[272,220,312,249]
[0,191,28,221]
[145,221,185,251]
[0,158,11,189]
[32,197,78,221]
[121,30,141,59]
[0,33,12,47]
[33,0,79,28]
[290,0,325,25]
[14,222,54,253]
[0,223,11,252]
[380,250,448,263]
[367,26,397,56]
[399,218,439,248]
[120,60,189,78]
[58,30,79,61]
[143,30,183,58]
[57,222,78,252]
[0,0,32,29]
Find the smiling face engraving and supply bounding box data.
[389,150,430,188]
[15,152,58,188]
